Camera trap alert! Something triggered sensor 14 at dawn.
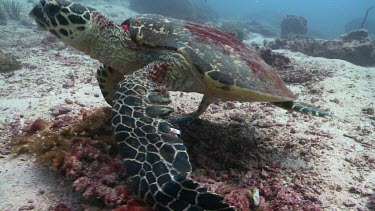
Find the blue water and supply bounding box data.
[199,0,375,39]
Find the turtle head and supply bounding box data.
[30,0,144,71]
[29,0,95,41]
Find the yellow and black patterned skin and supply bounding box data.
[30,0,331,210]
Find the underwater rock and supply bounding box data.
[243,20,277,37]
[220,21,247,41]
[258,47,291,69]
[50,106,72,116]
[250,43,329,84]
[280,15,308,38]
[266,29,375,66]
[345,18,375,35]
[339,29,369,42]
[0,52,22,72]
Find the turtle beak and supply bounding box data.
[29,2,50,30]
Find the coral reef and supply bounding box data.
[280,15,308,38]
[0,51,22,73]
[266,29,375,66]
[1,0,21,20]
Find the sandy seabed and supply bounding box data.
[0,0,374,210]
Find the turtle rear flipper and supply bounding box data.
[112,65,233,210]
[273,101,332,117]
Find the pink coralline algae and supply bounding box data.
[61,137,150,209]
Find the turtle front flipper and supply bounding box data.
[112,67,234,210]
[97,64,123,105]
[273,101,332,117]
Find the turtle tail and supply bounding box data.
[273,101,332,117]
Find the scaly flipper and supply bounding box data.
[273,101,332,117]
[112,65,234,210]
[97,64,124,105]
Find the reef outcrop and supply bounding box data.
[266,29,375,66]
[280,15,308,38]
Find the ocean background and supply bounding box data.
[196,0,375,39]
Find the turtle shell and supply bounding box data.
[124,15,295,101]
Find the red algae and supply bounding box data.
[10,108,151,210]
[27,118,45,135]
[183,20,294,99]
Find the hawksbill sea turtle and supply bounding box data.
[29,0,331,210]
